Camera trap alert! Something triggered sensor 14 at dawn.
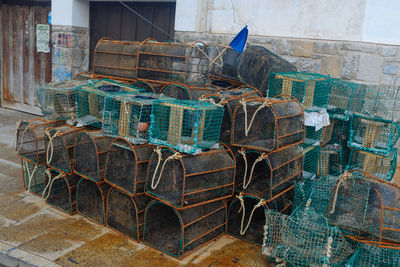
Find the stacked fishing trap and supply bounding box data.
[15,36,400,264]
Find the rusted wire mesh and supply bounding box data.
[145,145,235,209]
[207,43,241,86]
[106,188,152,241]
[231,96,305,151]
[159,83,222,100]
[105,138,154,195]
[143,199,226,258]
[16,118,64,164]
[73,131,113,182]
[22,159,47,196]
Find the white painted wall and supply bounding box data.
[175,0,400,45]
[51,0,89,28]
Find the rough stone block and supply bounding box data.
[298,58,316,72]
[71,48,83,68]
[384,63,400,75]
[342,43,378,53]
[283,56,297,65]
[341,53,359,80]
[293,41,313,57]
[381,46,397,57]
[320,55,341,78]
[313,41,340,55]
[356,54,383,83]
[380,74,396,86]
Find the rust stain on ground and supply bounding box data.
[115,247,180,267]
[0,198,41,221]
[55,232,143,266]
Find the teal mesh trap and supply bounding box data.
[102,92,172,143]
[320,118,350,148]
[268,72,331,109]
[262,207,354,266]
[149,99,224,154]
[303,125,322,150]
[22,159,47,196]
[303,145,320,180]
[75,79,142,128]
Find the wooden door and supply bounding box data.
[1,3,51,114]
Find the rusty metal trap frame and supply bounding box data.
[268,72,332,109]
[76,178,110,225]
[137,40,209,86]
[159,82,222,100]
[227,190,294,245]
[207,43,241,86]
[349,114,400,154]
[102,92,173,143]
[347,148,397,182]
[73,130,113,182]
[145,144,235,209]
[75,79,143,128]
[106,187,152,242]
[327,170,400,244]
[36,80,87,122]
[237,45,297,96]
[44,125,83,173]
[16,118,65,164]
[143,199,226,258]
[131,80,156,93]
[21,159,47,196]
[199,85,262,143]
[234,144,303,200]
[104,138,154,195]
[43,168,79,215]
[149,99,224,154]
[231,96,305,152]
[262,206,354,266]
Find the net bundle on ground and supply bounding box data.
[143,199,226,258]
[149,99,224,154]
[145,144,235,209]
[237,45,297,96]
[106,187,153,242]
[262,206,354,266]
[73,130,113,182]
[22,159,47,196]
[159,82,223,100]
[102,92,172,143]
[44,125,82,173]
[75,79,143,128]
[36,80,88,122]
[227,191,294,245]
[268,72,331,110]
[231,96,305,151]
[104,138,154,195]
[200,85,262,143]
[16,118,65,164]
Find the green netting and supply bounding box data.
[303,125,322,150]
[149,99,224,154]
[268,72,331,109]
[262,207,354,266]
[22,159,47,195]
[303,145,320,180]
[36,80,88,122]
[346,240,400,266]
[349,114,400,154]
[320,118,350,148]
[102,93,173,144]
[347,148,397,182]
[75,79,143,128]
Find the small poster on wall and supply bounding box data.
[36,24,50,53]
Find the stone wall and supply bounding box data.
[51,25,89,82]
[175,31,400,86]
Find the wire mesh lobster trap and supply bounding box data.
[227,190,294,245]
[137,40,209,85]
[320,118,350,148]
[347,148,397,181]
[73,131,113,182]
[106,188,152,242]
[105,138,154,195]
[207,43,241,86]
[36,80,88,122]
[102,93,172,143]
[22,159,47,196]
[143,199,226,258]
[268,72,331,109]
[159,83,222,100]
[75,79,142,128]
[150,99,224,154]
[44,125,82,173]
[234,144,303,199]
[237,45,297,96]
[262,207,354,266]
[327,170,400,243]
[131,80,156,93]
[303,125,322,149]
[200,85,262,143]
[92,38,140,82]
[16,119,65,164]
[349,114,400,154]
[43,168,79,215]
[76,178,110,225]
[145,144,235,209]
[231,96,305,151]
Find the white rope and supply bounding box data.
[323,236,333,267]
[329,171,352,214]
[45,129,63,165]
[240,99,270,136]
[238,149,248,189]
[151,148,182,189]
[42,169,64,201]
[236,193,266,235]
[16,123,31,153]
[243,153,268,189]
[198,97,225,107]
[24,161,38,192]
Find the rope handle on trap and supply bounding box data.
[239,98,273,136]
[150,147,182,190]
[45,129,63,165]
[238,149,268,189]
[236,193,266,235]
[198,96,227,107]
[42,169,65,201]
[24,161,38,192]
[329,171,353,214]
[15,121,32,153]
